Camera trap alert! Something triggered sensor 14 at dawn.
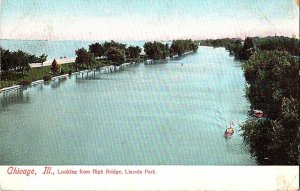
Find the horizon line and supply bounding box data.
[1,34,299,42]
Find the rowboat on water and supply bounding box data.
[253,109,263,118]
[224,121,235,138]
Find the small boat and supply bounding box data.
[224,121,235,138]
[253,109,263,118]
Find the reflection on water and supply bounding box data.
[0,90,31,110]
[0,47,256,165]
[50,77,68,89]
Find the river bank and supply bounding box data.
[0,48,193,91]
[0,61,141,93]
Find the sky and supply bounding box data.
[0,0,299,40]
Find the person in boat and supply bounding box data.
[225,127,234,138]
[227,127,234,134]
[226,121,235,134]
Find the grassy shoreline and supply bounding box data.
[0,61,113,90]
[0,57,146,90]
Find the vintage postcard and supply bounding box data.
[0,0,299,190]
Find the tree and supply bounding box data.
[1,48,13,71]
[243,37,254,50]
[89,43,104,58]
[171,40,185,56]
[106,47,126,65]
[75,48,92,70]
[38,54,48,63]
[254,36,300,56]
[191,42,199,52]
[0,47,47,72]
[103,40,126,52]
[170,39,198,56]
[28,53,47,63]
[126,46,141,60]
[8,50,31,75]
[143,41,169,60]
[227,40,242,56]
[51,59,61,74]
[241,37,255,60]
[162,44,169,59]
[169,47,175,58]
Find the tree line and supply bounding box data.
[75,41,141,70]
[143,39,198,60]
[75,39,199,68]
[0,47,47,74]
[202,36,299,164]
[200,36,299,58]
[253,36,299,56]
[241,50,299,165]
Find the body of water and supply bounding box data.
[0,45,255,165]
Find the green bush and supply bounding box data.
[18,80,32,86]
[43,75,52,81]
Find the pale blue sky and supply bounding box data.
[0,0,299,40]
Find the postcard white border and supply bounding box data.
[0,166,299,190]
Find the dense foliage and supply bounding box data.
[0,47,47,74]
[143,41,169,60]
[103,40,127,52]
[201,37,255,60]
[170,39,198,57]
[75,41,141,68]
[106,47,126,65]
[89,43,104,58]
[235,37,255,60]
[75,48,93,70]
[241,51,299,165]
[253,36,299,56]
[126,46,141,60]
[200,36,299,57]
[144,39,198,60]
[200,38,237,48]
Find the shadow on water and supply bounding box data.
[74,73,111,83]
[0,90,30,111]
[73,63,141,83]
[170,52,197,60]
[50,77,68,89]
[144,53,197,65]
[144,59,168,65]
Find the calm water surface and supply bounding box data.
[0,46,256,165]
